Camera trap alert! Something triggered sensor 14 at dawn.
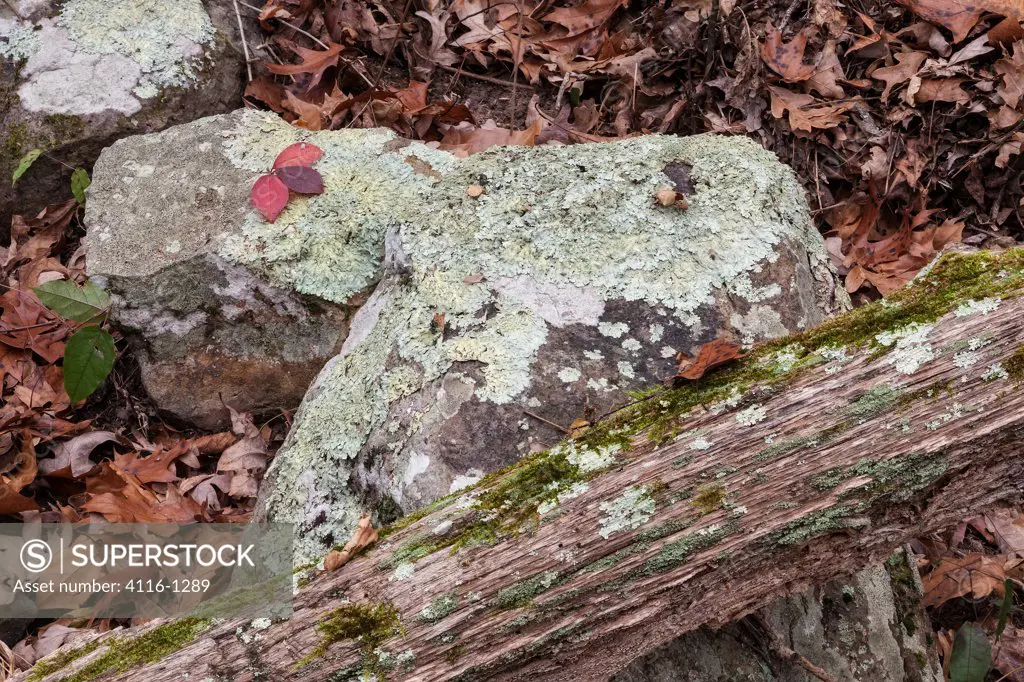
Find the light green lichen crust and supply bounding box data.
[58,0,215,89]
[224,113,826,561]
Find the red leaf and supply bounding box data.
[251,174,289,223]
[275,166,324,195]
[273,142,324,169]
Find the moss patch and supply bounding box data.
[28,619,210,682]
[495,571,560,610]
[691,484,727,515]
[300,602,403,672]
[1005,345,1024,381]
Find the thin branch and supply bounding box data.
[231,0,254,82]
[522,410,569,434]
[436,63,534,89]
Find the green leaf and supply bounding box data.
[63,327,115,403]
[70,168,90,205]
[33,280,110,322]
[997,579,1014,641]
[12,148,42,186]
[949,623,991,682]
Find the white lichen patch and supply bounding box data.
[818,345,850,374]
[565,442,620,474]
[875,323,935,375]
[736,404,767,426]
[690,437,715,451]
[583,349,604,360]
[598,485,655,539]
[14,0,216,114]
[954,297,1001,317]
[764,345,802,373]
[391,562,415,581]
[0,20,40,60]
[598,322,629,338]
[985,363,1009,381]
[954,351,981,369]
[649,324,664,343]
[729,274,782,303]
[617,361,636,379]
[558,367,582,383]
[537,481,589,515]
[925,402,966,431]
[660,346,677,359]
[450,471,482,493]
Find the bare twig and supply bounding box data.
[231,0,254,82]
[522,410,569,434]
[436,63,534,89]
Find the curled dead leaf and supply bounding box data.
[466,184,485,198]
[676,338,743,381]
[325,514,378,571]
[655,185,689,209]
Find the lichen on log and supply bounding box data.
[18,249,1024,682]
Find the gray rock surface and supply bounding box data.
[0,0,248,230]
[85,110,847,552]
[615,552,941,682]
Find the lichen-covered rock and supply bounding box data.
[615,552,941,682]
[86,109,845,554]
[0,0,247,229]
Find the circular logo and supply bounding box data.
[20,539,52,573]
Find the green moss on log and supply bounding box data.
[28,619,210,682]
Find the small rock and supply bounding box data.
[0,0,250,231]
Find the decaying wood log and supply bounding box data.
[17,249,1024,682]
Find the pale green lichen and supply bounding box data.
[985,363,1009,381]
[598,485,655,539]
[232,112,830,561]
[954,297,1000,317]
[557,367,581,383]
[495,570,560,609]
[875,323,935,375]
[0,21,40,61]
[419,592,459,623]
[59,0,215,89]
[735,404,767,426]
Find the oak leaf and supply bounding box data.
[761,24,817,82]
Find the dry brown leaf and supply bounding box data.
[324,514,378,571]
[872,51,928,100]
[987,508,1024,557]
[39,431,121,478]
[995,625,1024,681]
[761,24,817,82]
[544,0,628,37]
[896,0,1024,43]
[265,41,345,92]
[217,407,268,499]
[922,553,1007,608]
[768,86,855,131]
[676,338,743,381]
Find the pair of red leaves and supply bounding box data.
[250,142,326,223]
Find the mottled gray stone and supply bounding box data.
[0,0,250,230]
[86,110,847,553]
[615,552,941,682]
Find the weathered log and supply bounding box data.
[17,249,1024,682]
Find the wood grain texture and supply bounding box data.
[17,252,1024,682]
